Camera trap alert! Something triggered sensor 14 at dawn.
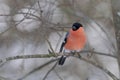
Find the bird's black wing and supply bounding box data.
[59,32,69,52]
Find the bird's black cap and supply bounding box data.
[73,22,83,27]
[72,22,83,31]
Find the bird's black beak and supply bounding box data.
[72,26,76,31]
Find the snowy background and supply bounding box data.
[0,0,119,80]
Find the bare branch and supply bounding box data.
[80,50,116,58]
[15,4,34,26]
[0,27,12,36]
[54,69,63,80]
[0,50,118,80]
[37,0,43,16]
[0,54,56,65]
[77,56,119,80]
[46,38,55,53]
[0,50,116,65]
[42,62,58,80]
[18,58,59,80]
[17,12,41,21]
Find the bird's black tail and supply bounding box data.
[58,56,66,65]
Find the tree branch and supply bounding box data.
[80,50,116,58]
[0,50,116,65]
[42,62,58,80]
[77,56,119,80]
[0,50,118,80]
[54,69,63,80]
[18,58,59,80]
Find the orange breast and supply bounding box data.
[64,28,86,50]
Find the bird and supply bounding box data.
[58,22,86,65]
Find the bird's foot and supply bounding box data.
[70,51,76,56]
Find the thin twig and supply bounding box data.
[76,56,119,80]
[18,58,59,80]
[0,27,12,36]
[17,12,41,21]
[37,0,43,16]
[55,32,63,51]
[46,38,55,53]
[15,3,34,26]
[42,62,58,80]
[54,69,63,80]
[80,50,116,58]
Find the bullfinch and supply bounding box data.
[58,22,86,65]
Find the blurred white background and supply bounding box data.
[0,0,119,80]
